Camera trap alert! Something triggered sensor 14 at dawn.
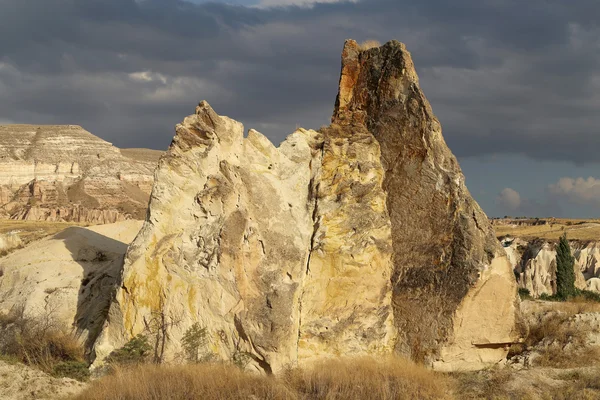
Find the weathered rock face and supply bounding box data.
[504,238,599,297]
[333,40,522,370]
[0,221,143,355]
[0,125,161,224]
[97,39,521,372]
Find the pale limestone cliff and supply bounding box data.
[96,39,522,372]
[0,125,160,224]
[504,238,600,297]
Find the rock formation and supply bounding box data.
[504,237,600,297]
[96,39,522,372]
[0,125,161,224]
[0,221,143,355]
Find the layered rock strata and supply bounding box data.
[97,40,522,372]
[0,125,160,224]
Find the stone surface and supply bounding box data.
[0,360,86,400]
[97,39,522,372]
[332,39,522,370]
[0,125,161,224]
[0,220,143,357]
[504,238,598,297]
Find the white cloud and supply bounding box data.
[258,0,356,8]
[129,71,168,84]
[497,188,521,211]
[549,177,600,206]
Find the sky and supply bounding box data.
[0,0,599,218]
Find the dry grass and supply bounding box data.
[0,305,87,378]
[75,357,454,400]
[286,357,453,400]
[455,367,600,400]
[494,219,600,241]
[75,363,295,400]
[511,299,600,368]
[555,369,600,400]
[0,220,84,245]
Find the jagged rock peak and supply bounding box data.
[95,39,523,373]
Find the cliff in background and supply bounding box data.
[0,125,161,224]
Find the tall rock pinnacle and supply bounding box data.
[332,39,524,369]
[95,40,523,372]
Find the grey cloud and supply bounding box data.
[496,187,562,218]
[497,188,521,211]
[0,0,599,164]
[549,177,600,207]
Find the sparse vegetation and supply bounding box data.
[0,305,87,381]
[556,233,576,299]
[52,361,90,381]
[74,357,453,400]
[180,322,209,363]
[518,288,533,300]
[510,299,600,368]
[105,334,153,366]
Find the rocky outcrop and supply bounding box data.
[0,125,161,224]
[503,238,599,297]
[96,39,522,372]
[0,221,143,356]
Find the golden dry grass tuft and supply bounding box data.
[286,357,453,400]
[74,357,454,400]
[0,305,87,380]
[75,363,295,400]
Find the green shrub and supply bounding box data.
[575,289,600,303]
[181,323,208,363]
[556,233,576,299]
[518,288,532,300]
[53,361,90,382]
[106,334,152,366]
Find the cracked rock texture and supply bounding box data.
[0,125,161,224]
[97,39,522,372]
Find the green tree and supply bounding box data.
[556,233,576,299]
[181,323,208,363]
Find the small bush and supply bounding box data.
[105,334,152,366]
[0,305,85,373]
[518,288,533,300]
[181,323,208,363]
[52,361,90,382]
[524,310,599,367]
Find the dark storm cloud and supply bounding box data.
[0,0,599,161]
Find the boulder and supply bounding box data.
[96,39,522,372]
